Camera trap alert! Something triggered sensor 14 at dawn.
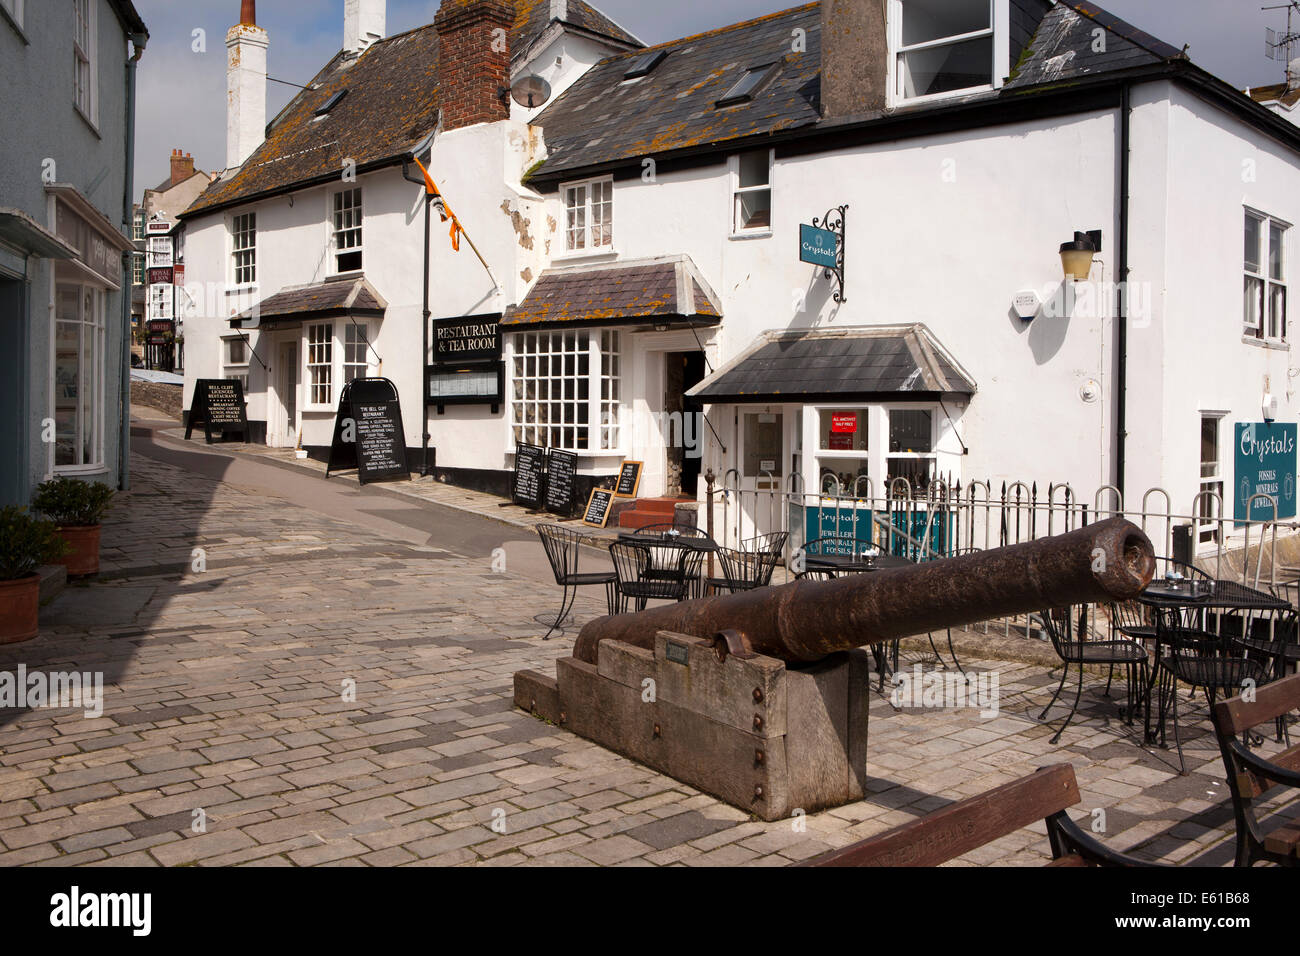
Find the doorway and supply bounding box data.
[273,340,298,447]
[664,350,707,498]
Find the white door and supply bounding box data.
[273,340,298,447]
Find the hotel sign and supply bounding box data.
[1234,422,1297,524]
[147,266,173,285]
[799,224,838,269]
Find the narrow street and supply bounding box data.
[0,428,1284,867]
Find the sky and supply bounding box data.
[132,0,1298,193]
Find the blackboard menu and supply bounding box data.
[512,444,545,509]
[614,460,643,498]
[544,449,579,516]
[185,378,248,444]
[325,378,410,485]
[583,488,614,528]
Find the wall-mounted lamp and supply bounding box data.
[1060,230,1101,282]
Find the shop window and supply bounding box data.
[816,408,869,497]
[511,331,621,452]
[53,283,104,469]
[307,322,333,407]
[1198,415,1223,545]
[887,408,935,493]
[224,336,250,393]
[343,322,373,384]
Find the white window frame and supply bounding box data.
[147,283,173,321]
[131,252,144,286]
[147,236,172,268]
[885,405,939,495]
[810,406,873,498]
[331,187,363,275]
[1,0,25,31]
[342,320,375,385]
[508,330,622,453]
[223,334,251,394]
[51,282,106,474]
[73,0,96,126]
[560,177,614,255]
[1197,413,1224,546]
[230,211,257,288]
[306,322,334,409]
[1244,208,1288,343]
[132,209,144,241]
[730,149,774,237]
[887,0,1007,106]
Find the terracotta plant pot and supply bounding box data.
[0,574,40,643]
[56,524,101,577]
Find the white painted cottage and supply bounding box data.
[179,0,1300,551]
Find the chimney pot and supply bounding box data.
[240,0,256,25]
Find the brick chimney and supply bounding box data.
[226,0,268,168]
[345,0,386,56]
[434,0,515,131]
[821,0,889,119]
[169,149,196,187]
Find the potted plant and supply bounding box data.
[32,476,115,577]
[0,506,68,643]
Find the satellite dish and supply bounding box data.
[510,75,552,109]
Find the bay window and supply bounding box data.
[816,408,870,496]
[224,335,250,393]
[887,408,936,493]
[343,321,374,384]
[511,330,621,452]
[53,283,104,470]
[307,322,333,407]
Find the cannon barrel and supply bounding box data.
[575,518,1155,665]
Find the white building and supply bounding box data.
[179,0,1300,552]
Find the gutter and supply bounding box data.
[1115,82,1131,499]
[121,30,147,492]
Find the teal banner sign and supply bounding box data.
[799,223,838,268]
[1234,422,1297,523]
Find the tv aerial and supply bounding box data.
[510,75,553,109]
[1264,2,1300,74]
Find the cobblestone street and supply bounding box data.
[0,436,1295,867]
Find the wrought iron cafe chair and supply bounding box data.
[609,541,704,612]
[706,546,781,595]
[1038,603,1150,745]
[536,524,617,640]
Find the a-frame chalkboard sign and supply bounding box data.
[325,378,411,485]
[185,379,249,444]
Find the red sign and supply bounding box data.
[148,267,173,285]
[831,413,858,434]
[173,265,185,286]
[147,320,174,334]
[828,433,853,451]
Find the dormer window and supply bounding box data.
[891,0,998,102]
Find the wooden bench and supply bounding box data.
[1211,671,1300,867]
[802,764,1158,867]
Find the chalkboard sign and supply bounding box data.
[185,378,248,444]
[512,444,545,509]
[325,378,411,485]
[544,449,579,516]
[583,488,614,528]
[614,460,643,498]
[432,315,501,363]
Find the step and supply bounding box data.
[630,497,682,515]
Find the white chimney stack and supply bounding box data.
[1289,56,1300,92]
[345,0,386,56]
[226,2,268,169]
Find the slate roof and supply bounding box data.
[531,3,823,181]
[503,255,721,328]
[1004,0,1185,90]
[231,275,388,329]
[530,0,1207,185]
[688,326,976,403]
[184,2,639,219]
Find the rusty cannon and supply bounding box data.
[514,518,1155,820]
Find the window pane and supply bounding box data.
[1244,275,1264,330]
[1200,417,1218,477]
[818,409,868,452]
[899,35,993,98]
[1270,222,1285,281]
[901,0,990,46]
[1269,284,1287,340]
[819,459,871,496]
[889,409,932,453]
[1245,213,1262,273]
[738,151,769,188]
[735,188,771,231]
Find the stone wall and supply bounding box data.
[130,381,182,419]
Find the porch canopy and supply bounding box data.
[229,274,387,330]
[502,254,722,331]
[0,207,79,261]
[687,324,977,404]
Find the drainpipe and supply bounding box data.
[402,133,437,477]
[121,31,148,492]
[1115,82,1131,499]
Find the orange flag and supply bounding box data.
[413,156,464,252]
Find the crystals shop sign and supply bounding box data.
[1234,422,1297,524]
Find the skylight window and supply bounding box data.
[716,63,776,107]
[623,50,668,80]
[315,89,348,116]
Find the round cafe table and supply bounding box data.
[802,551,911,575]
